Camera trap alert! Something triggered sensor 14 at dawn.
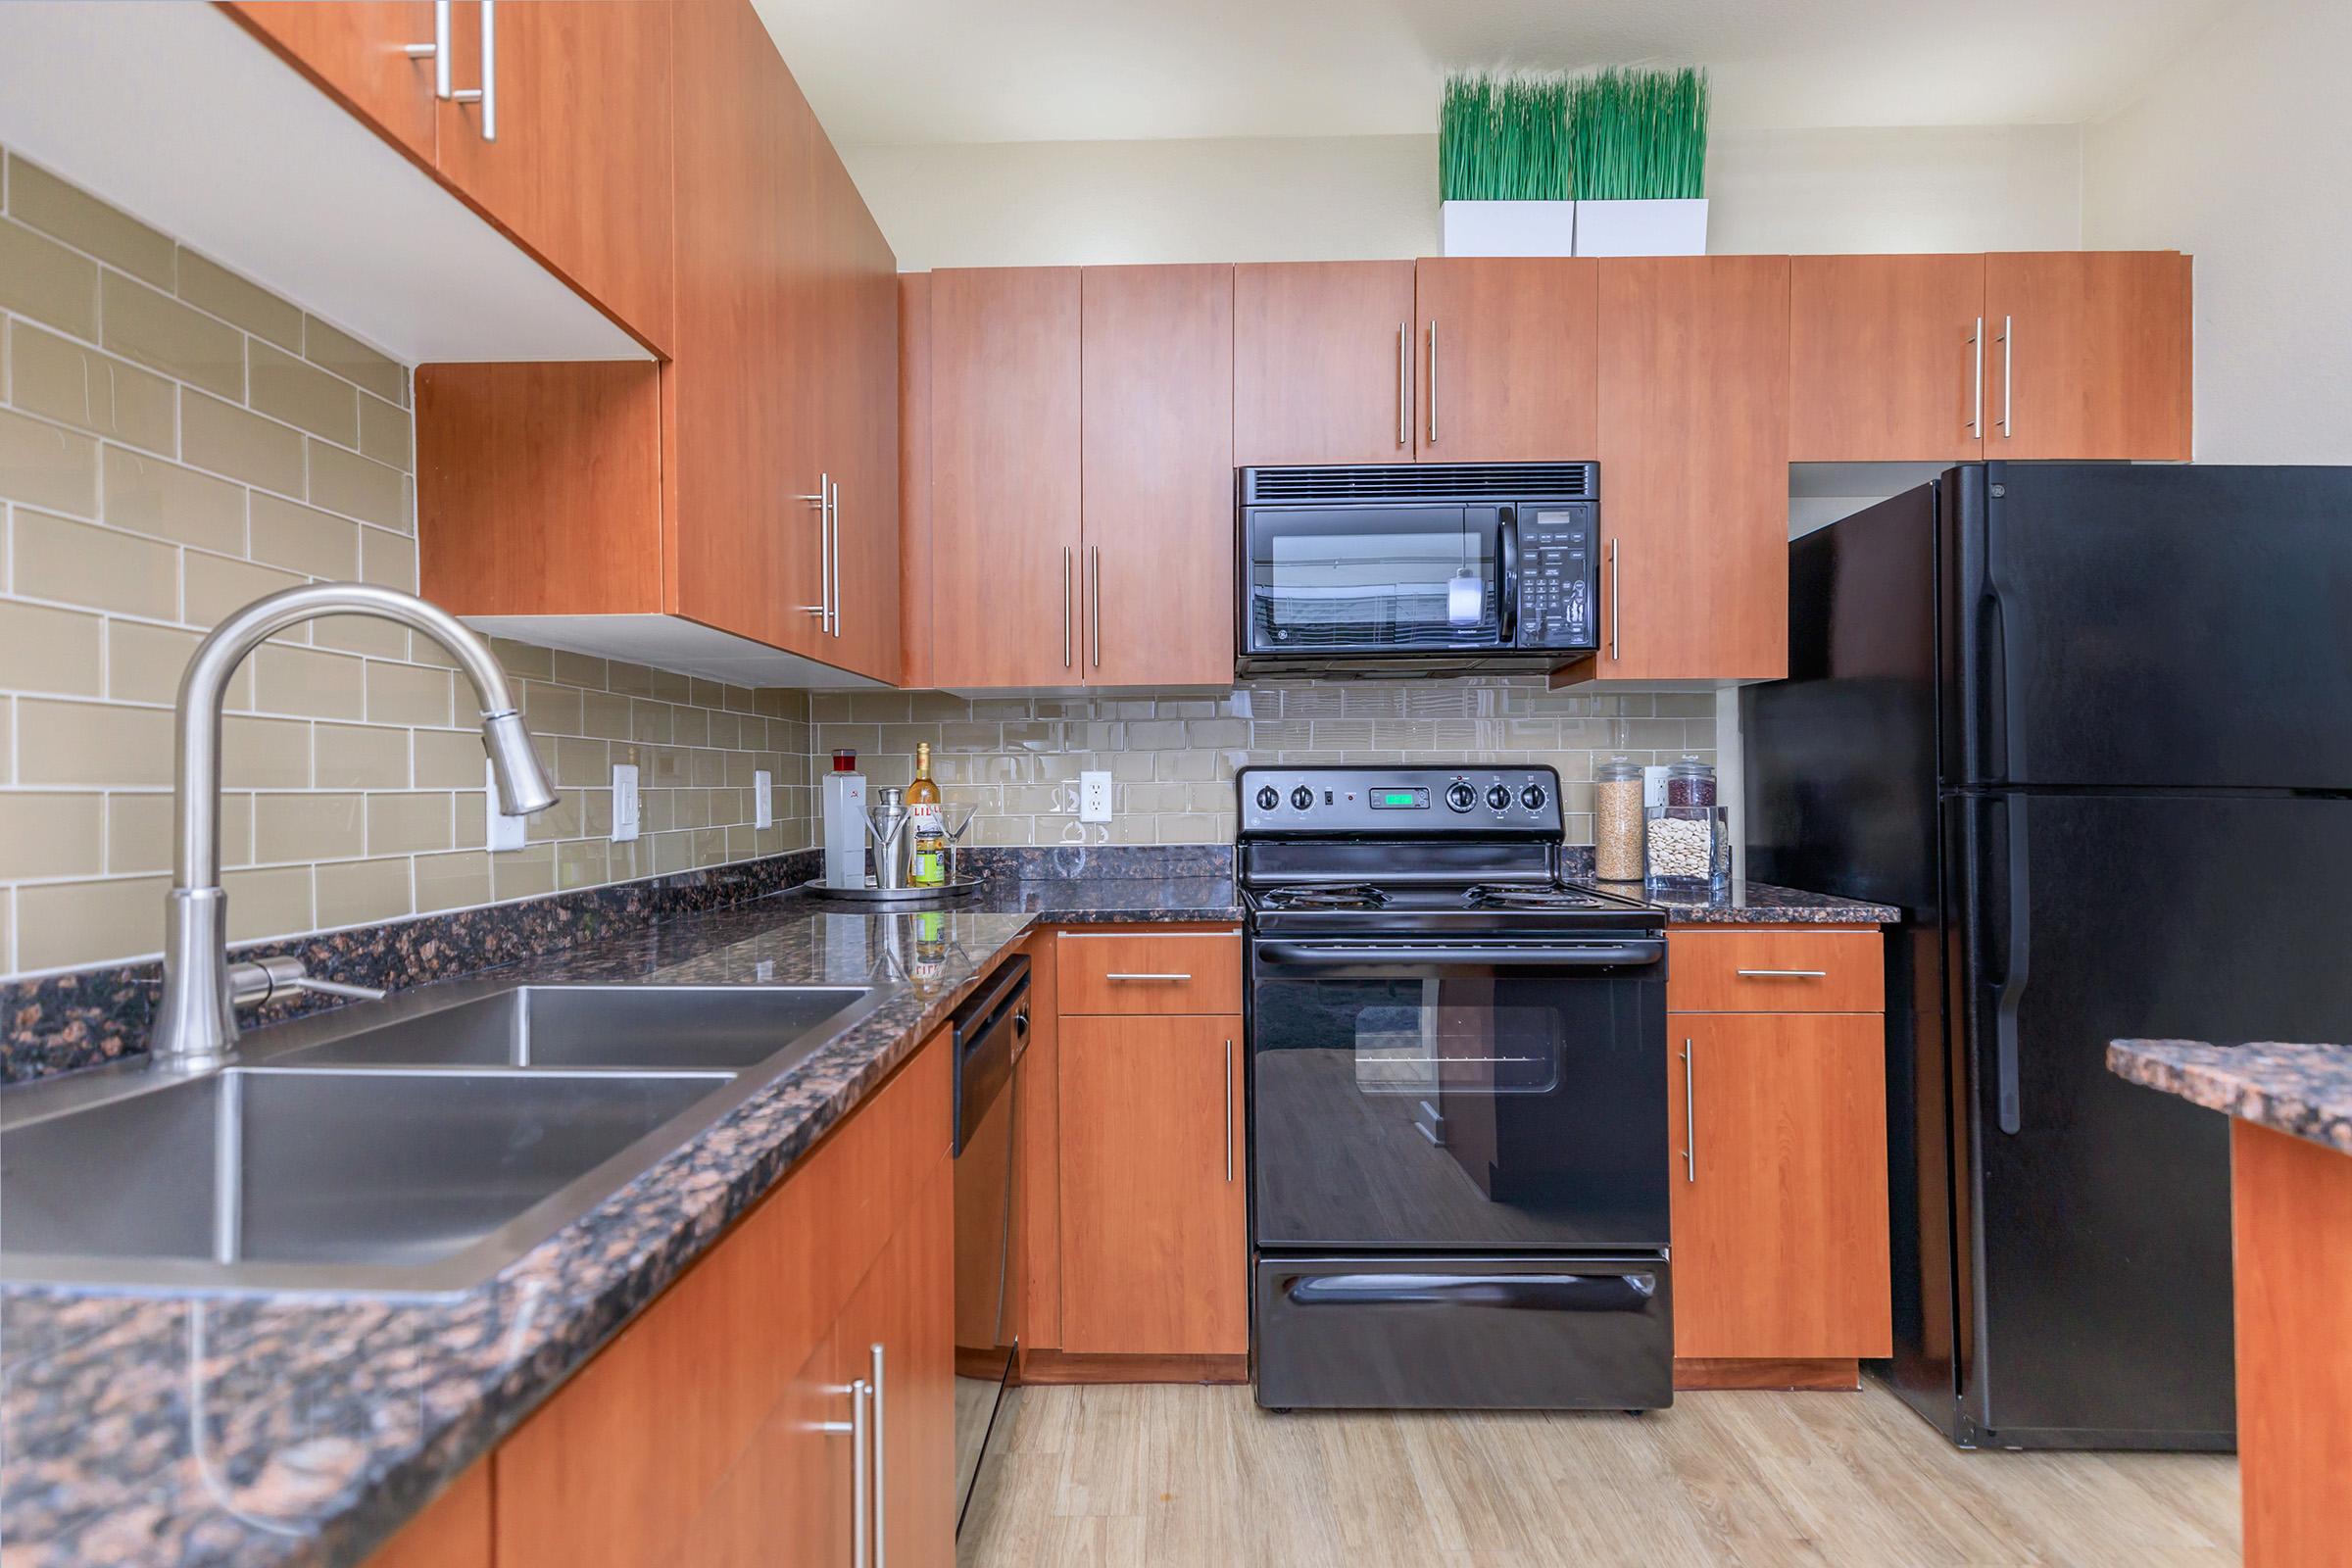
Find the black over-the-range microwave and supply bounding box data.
[1236,463,1599,676]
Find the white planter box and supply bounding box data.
[1572,198,1708,257]
[1440,199,1577,258]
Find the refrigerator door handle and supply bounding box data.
[1988,795,2031,1136]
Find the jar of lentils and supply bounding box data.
[1593,758,1644,881]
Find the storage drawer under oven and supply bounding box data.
[1253,1254,1672,1410]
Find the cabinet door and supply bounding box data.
[667,1330,851,1568]
[814,147,903,683]
[1589,256,1790,683]
[1789,255,1985,462]
[1081,265,1234,687]
[835,1158,956,1568]
[1984,251,2192,461]
[1058,1014,1247,1355]
[928,267,1083,688]
[220,3,440,165]
[1233,261,1416,467]
[1413,258,1597,461]
[366,1461,491,1568]
[432,0,675,354]
[1668,1013,1892,1360]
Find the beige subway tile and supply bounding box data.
[315,722,410,789]
[484,637,553,680]
[222,864,312,941]
[248,491,359,580]
[248,340,358,446]
[578,785,613,838]
[311,613,410,659]
[0,217,98,336]
[251,642,366,719]
[302,317,405,405]
[550,649,606,690]
[104,791,175,875]
[0,699,11,785]
[357,393,412,471]
[491,842,556,901]
[454,788,486,848]
[17,698,172,785]
[0,599,103,697]
[0,791,104,879]
[254,793,364,862]
[175,249,304,349]
[108,619,254,709]
[101,445,244,553]
[184,550,305,630]
[307,439,406,530]
[522,789,585,843]
[359,525,416,591]
[366,661,450,726]
[100,271,243,399]
[16,874,169,969]
[0,406,99,514]
[580,688,632,741]
[519,679,582,738]
[10,322,175,454]
[556,839,609,890]
[415,849,492,912]
[368,792,452,856]
[413,726,487,790]
[670,706,709,749]
[12,508,177,618]
[553,735,609,788]
[181,389,305,494]
[6,154,174,286]
[220,713,311,789]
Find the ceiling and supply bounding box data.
[753,0,2231,147]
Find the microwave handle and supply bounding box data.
[1497,508,1520,644]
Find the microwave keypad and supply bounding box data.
[1519,537,1592,646]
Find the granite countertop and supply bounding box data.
[0,869,1235,1568]
[2109,1039,2352,1153]
[1570,876,1900,926]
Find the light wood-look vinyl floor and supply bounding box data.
[961,1379,2238,1568]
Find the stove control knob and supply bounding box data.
[1445,781,1477,812]
[1255,785,1280,811]
[1291,785,1314,811]
[1521,784,1548,811]
[1486,783,1512,811]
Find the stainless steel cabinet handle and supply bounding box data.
[404,0,452,98]
[869,1344,887,1568]
[1997,314,2012,438]
[1396,320,1408,448]
[1681,1039,1696,1183]
[798,475,829,623]
[1736,968,1829,978]
[1223,1038,1235,1183]
[1427,318,1439,445]
[1061,545,1073,668]
[850,1377,872,1568]
[1607,537,1620,662]
[829,478,843,639]
[1104,972,1192,982]
[1089,545,1102,670]
[1969,316,1984,437]
[450,0,495,141]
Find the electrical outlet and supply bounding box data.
[754,769,773,830]
[612,762,641,843]
[1079,769,1113,824]
[485,759,527,852]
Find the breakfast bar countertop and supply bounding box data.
[2108,1038,2352,1153]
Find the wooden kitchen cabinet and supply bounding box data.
[1568,255,1790,686]
[1667,1010,1893,1363]
[1984,251,2193,461]
[833,1161,957,1568]
[1057,1012,1248,1357]
[220,3,441,165]
[1413,258,1598,461]
[366,1461,491,1568]
[1234,261,1418,466]
[1789,254,1988,462]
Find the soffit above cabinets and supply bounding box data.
[0,2,646,365]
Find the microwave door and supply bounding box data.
[1248,506,1500,657]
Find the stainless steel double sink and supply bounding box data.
[0,984,877,1298]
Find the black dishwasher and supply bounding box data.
[950,954,1028,1535]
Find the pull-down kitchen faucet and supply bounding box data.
[150,583,559,1072]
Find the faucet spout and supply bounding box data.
[151,583,561,1071]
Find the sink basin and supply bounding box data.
[0,1066,734,1296]
[276,985,869,1072]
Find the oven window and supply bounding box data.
[1350,996,1560,1095]
[1250,507,1496,651]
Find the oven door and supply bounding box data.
[1249,936,1668,1251]
[1244,504,1509,658]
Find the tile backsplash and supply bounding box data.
[0,147,812,978]
[810,680,1717,848]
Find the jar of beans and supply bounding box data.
[1666,757,1717,808]
[1593,758,1644,881]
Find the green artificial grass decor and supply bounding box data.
[1439,67,1709,203]
[1570,67,1710,202]
[1440,74,1572,202]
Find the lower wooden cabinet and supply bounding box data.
[834,1161,957,1568]
[1667,1011,1892,1361]
[1056,1011,1249,1357]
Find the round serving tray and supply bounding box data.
[803,877,984,903]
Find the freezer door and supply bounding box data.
[1953,464,2352,789]
[1956,791,2352,1446]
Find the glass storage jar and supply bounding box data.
[1644,804,1730,892]
[1666,757,1717,808]
[1593,758,1644,881]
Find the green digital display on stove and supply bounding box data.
[1372,788,1428,808]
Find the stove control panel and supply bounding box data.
[1238,765,1564,837]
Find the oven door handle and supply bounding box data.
[1255,940,1664,969]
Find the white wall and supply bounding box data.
[2083,0,2352,462]
[845,123,2082,270]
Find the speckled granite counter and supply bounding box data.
[804,874,1243,924]
[1567,877,1899,925]
[2109,1039,2352,1153]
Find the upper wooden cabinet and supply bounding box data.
[1984,251,2192,461]
[1234,261,1418,466]
[1789,254,1988,463]
[220,2,441,163]
[1413,258,1598,462]
[1572,255,1791,686]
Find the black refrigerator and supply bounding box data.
[1744,463,2352,1451]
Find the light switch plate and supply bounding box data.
[1079,769,1113,824]
[612,762,641,843]
[485,759,527,852]
[754,769,773,830]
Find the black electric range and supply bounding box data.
[1239,765,1673,1413]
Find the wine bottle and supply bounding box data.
[907,741,946,887]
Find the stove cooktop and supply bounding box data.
[1245,877,1662,938]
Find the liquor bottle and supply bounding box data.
[907,741,946,887]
